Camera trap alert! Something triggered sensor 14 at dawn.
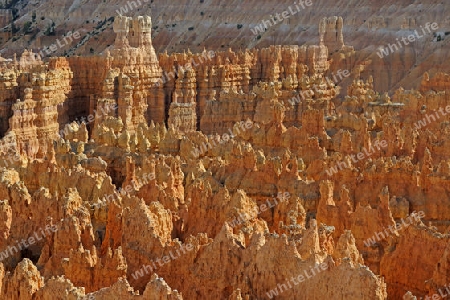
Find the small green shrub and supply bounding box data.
[11,23,20,34]
[23,21,32,33]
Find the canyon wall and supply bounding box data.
[0,13,449,300]
[1,0,450,94]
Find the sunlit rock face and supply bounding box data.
[0,9,448,300]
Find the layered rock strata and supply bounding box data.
[0,13,448,300]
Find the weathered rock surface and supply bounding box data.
[0,12,448,300]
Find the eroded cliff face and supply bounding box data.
[0,13,448,300]
[1,0,450,94]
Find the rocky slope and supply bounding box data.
[1,0,450,94]
[0,7,449,300]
